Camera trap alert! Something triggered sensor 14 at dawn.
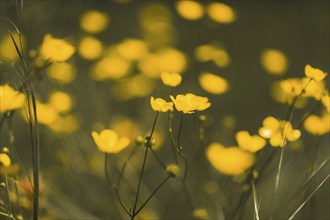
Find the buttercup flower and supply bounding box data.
[304,114,329,136]
[206,143,255,175]
[305,64,327,81]
[40,34,75,62]
[160,72,182,87]
[322,95,330,113]
[0,153,11,167]
[0,84,25,113]
[91,129,130,153]
[166,164,180,177]
[170,93,211,114]
[192,208,209,220]
[258,116,301,147]
[235,131,266,153]
[150,96,173,112]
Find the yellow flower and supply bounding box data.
[235,131,266,153]
[0,153,11,167]
[304,114,329,136]
[176,1,204,20]
[0,84,25,112]
[206,143,255,175]
[78,36,103,60]
[166,164,180,177]
[258,116,301,147]
[305,64,327,81]
[48,91,73,113]
[47,62,76,84]
[199,72,229,95]
[160,72,182,87]
[260,49,288,75]
[170,93,211,114]
[80,10,109,34]
[207,2,236,24]
[40,34,75,62]
[322,95,330,113]
[91,129,130,153]
[150,96,173,112]
[192,208,209,220]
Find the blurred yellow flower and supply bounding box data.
[150,96,173,112]
[35,101,59,125]
[258,116,301,147]
[117,39,148,60]
[91,129,130,153]
[261,49,288,75]
[194,44,231,67]
[166,164,180,177]
[0,32,26,62]
[0,84,25,112]
[176,1,204,20]
[47,62,76,84]
[199,72,229,95]
[235,131,266,153]
[49,91,73,113]
[0,153,11,167]
[207,2,236,24]
[271,81,308,108]
[322,95,330,112]
[160,72,182,87]
[48,114,80,134]
[279,78,304,96]
[206,143,255,175]
[80,10,109,34]
[192,208,209,220]
[40,34,75,62]
[304,114,329,136]
[78,36,103,60]
[170,93,211,114]
[305,64,327,81]
[91,57,131,80]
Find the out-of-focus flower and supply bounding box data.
[261,49,288,75]
[176,1,204,20]
[40,34,75,62]
[207,3,236,24]
[235,131,266,153]
[150,96,173,112]
[160,72,182,87]
[206,143,255,175]
[0,32,26,62]
[78,36,104,60]
[0,153,11,167]
[259,116,301,147]
[91,56,131,80]
[305,64,327,81]
[48,114,80,134]
[166,164,180,177]
[170,93,211,114]
[48,91,73,113]
[35,101,59,125]
[304,114,329,136]
[199,72,229,95]
[192,208,209,220]
[47,62,76,84]
[194,44,231,67]
[117,39,148,60]
[91,129,130,153]
[0,84,25,112]
[322,95,330,112]
[80,10,109,34]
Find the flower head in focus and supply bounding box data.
[91,129,130,153]
[305,64,327,82]
[258,116,301,147]
[170,93,211,114]
[160,72,182,87]
[150,96,173,112]
[0,84,25,112]
[235,131,266,153]
[40,34,75,62]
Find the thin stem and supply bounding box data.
[177,112,184,147]
[149,112,159,139]
[114,186,132,217]
[252,180,260,220]
[182,183,194,209]
[134,175,171,216]
[168,111,178,163]
[131,145,149,219]
[288,173,330,220]
[104,153,110,180]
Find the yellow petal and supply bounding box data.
[199,72,229,95]
[305,64,327,81]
